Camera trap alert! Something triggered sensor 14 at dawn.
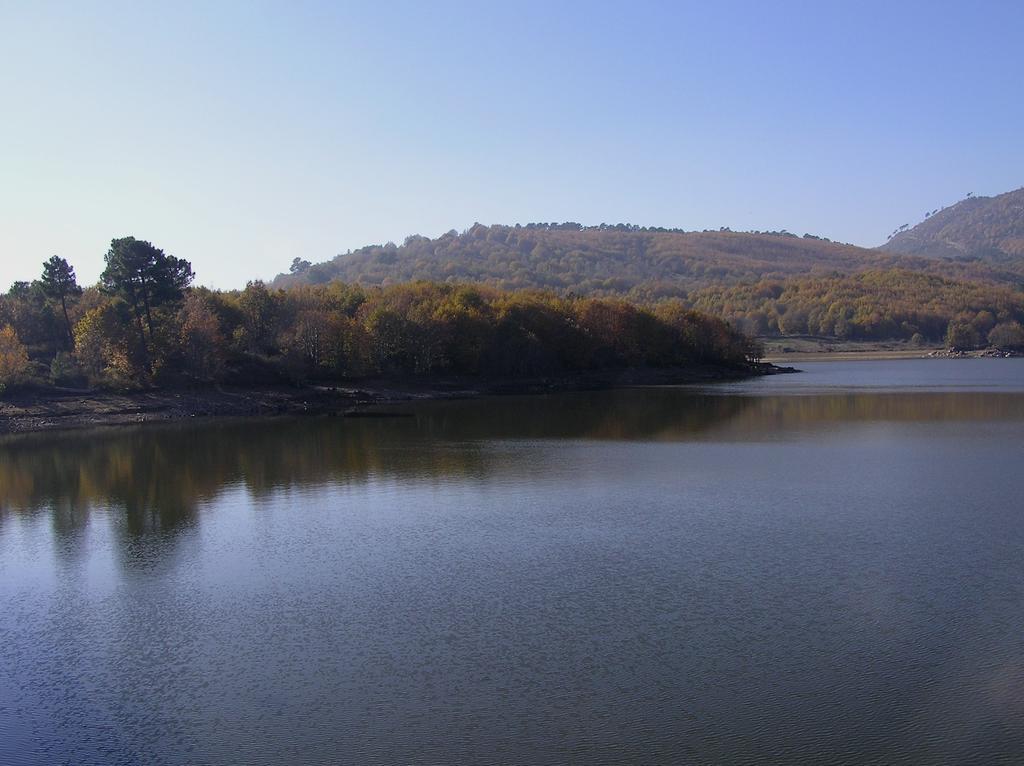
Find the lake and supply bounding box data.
[2,359,1023,765]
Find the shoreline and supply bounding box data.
[758,335,1022,363]
[764,348,1022,363]
[0,361,795,435]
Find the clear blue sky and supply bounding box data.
[2,0,1022,289]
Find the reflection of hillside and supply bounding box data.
[714,392,1024,435]
[1,390,1022,537]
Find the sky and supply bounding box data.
[1,0,1022,289]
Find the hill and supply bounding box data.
[274,225,919,300]
[881,187,1024,266]
[276,222,1024,301]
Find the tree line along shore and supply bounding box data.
[0,238,769,409]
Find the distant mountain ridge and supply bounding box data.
[881,187,1024,262]
[273,222,1023,300]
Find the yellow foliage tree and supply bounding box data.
[73,302,142,387]
[0,325,30,385]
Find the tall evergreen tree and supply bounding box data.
[100,237,194,345]
[40,256,82,349]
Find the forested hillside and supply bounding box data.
[276,222,1024,299]
[275,225,910,298]
[270,219,1024,344]
[689,269,1024,344]
[882,187,1024,264]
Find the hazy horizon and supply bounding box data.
[3,1,1023,289]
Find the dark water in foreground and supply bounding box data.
[1,359,1023,765]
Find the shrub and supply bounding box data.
[50,351,86,387]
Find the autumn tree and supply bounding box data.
[179,291,227,380]
[74,301,146,387]
[945,321,980,350]
[0,325,31,387]
[236,281,280,353]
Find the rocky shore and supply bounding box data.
[0,362,795,435]
[926,348,1023,359]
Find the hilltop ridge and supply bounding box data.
[881,187,1024,263]
[275,224,1022,300]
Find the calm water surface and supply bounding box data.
[1,359,1023,764]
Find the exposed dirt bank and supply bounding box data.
[0,362,795,435]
